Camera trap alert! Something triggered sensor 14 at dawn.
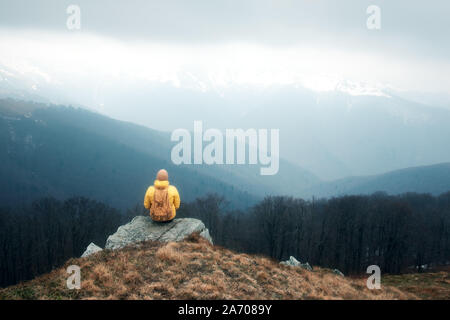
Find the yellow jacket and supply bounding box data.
[144,180,180,220]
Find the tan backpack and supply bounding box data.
[151,187,172,221]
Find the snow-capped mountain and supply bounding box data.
[1,57,450,181]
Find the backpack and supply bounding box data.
[151,187,172,221]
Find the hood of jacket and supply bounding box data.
[154,180,169,189]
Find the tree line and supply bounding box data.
[1,191,450,288]
[0,197,122,288]
[177,192,450,275]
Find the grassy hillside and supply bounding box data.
[382,267,450,300]
[0,233,418,300]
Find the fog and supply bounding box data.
[1,1,450,179]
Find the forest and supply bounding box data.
[0,197,123,287]
[177,192,450,275]
[1,192,450,288]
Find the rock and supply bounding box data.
[81,242,103,257]
[199,228,213,244]
[281,256,300,267]
[333,269,345,277]
[300,262,313,271]
[280,256,313,271]
[105,216,213,250]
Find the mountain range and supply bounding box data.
[1,98,450,211]
[0,99,317,210]
[2,63,450,181]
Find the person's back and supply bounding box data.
[144,169,180,222]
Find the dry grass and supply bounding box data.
[381,267,450,300]
[0,233,423,300]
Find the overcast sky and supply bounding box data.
[0,0,449,99]
[1,1,449,55]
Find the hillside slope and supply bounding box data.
[0,234,415,300]
[240,89,450,180]
[0,99,319,209]
[0,100,258,209]
[2,98,448,207]
[303,163,450,198]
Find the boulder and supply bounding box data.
[104,216,213,250]
[333,269,345,277]
[280,256,313,271]
[280,256,301,267]
[300,262,313,271]
[81,242,103,257]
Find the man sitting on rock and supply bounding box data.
[144,169,181,222]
